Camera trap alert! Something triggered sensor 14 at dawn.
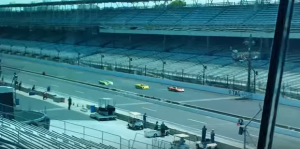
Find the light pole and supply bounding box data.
[202,65,207,85]
[128,57,133,72]
[244,34,255,92]
[77,52,81,65]
[101,54,104,69]
[196,58,207,85]
[252,69,258,93]
[241,103,262,149]
[162,61,166,79]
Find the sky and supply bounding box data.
[0,0,256,5]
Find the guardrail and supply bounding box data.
[3,65,300,138]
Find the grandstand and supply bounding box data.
[0,0,300,92]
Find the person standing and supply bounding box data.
[43,92,48,100]
[68,97,72,110]
[202,125,207,142]
[154,121,159,130]
[32,85,35,91]
[160,122,166,137]
[18,81,22,90]
[211,129,215,143]
[143,113,147,128]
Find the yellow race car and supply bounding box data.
[135,84,149,90]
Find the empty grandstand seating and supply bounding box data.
[1,4,300,28]
[0,116,117,149]
[1,3,300,90]
[1,28,300,89]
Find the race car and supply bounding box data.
[99,80,113,85]
[135,84,149,89]
[168,86,184,92]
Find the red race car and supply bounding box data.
[168,86,184,92]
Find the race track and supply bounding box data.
[2,56,300,128]
[10,72,300,149]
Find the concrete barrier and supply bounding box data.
[2,54,300,108]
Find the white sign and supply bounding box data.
[228,89,253,99]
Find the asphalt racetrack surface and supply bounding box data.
[16,87,300,149]
[3,57,300,128]
[1,56,298,148]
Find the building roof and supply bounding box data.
[0,0,168,8]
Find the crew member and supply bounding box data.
[143,113,147,128]
[154,121,159,130]
[43,92,47,100]
[202,125,207,142]
[68,97,72,110]
[18,81,22,90]
[211,129,215,143]
[32,85,35,91]
[160,122,166,137]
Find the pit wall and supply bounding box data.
[3,54,300,108]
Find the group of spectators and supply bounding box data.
[143,113,169,136]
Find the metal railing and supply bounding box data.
[0,104,167,149]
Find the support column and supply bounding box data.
[257,0,294,148]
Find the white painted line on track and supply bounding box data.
[142,107,156,112]
[43,108,65,112]
[179,97,240,103]
[188,119,207,124]
[75,91,84,94]
[29,79,36,82]
[51,84,59,87]
[117,103,152,106]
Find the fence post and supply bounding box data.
[128,140,130,149]
[144,65,146,76]
[120,137,122,149]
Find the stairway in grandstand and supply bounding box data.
[0,117,117,149]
